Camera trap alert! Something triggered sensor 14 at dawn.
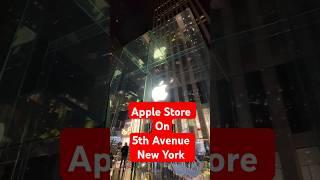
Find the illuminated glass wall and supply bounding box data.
[108,8,210,179]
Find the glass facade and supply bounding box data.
[109,9,210,179]
[0,0,110,179]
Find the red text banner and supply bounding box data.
[128,102,196,119]
[130,132,195,162]
[210,128,275,180]
[129,102,196,163]
[60,128,110,180]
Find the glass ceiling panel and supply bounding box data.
[116,8,208,77]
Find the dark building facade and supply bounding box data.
[209,0,320,179]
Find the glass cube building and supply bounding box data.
[108,8,210,179]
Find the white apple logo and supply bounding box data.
[152,81,168,101]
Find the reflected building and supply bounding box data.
[0,0,111,179]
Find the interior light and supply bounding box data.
[153,47,166,60]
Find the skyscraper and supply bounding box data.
[147,1,211,153]
[153,0,211,43]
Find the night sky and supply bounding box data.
[111,0,153,45]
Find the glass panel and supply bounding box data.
[0,0,110,178]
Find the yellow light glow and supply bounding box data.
[153,47,166,60]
